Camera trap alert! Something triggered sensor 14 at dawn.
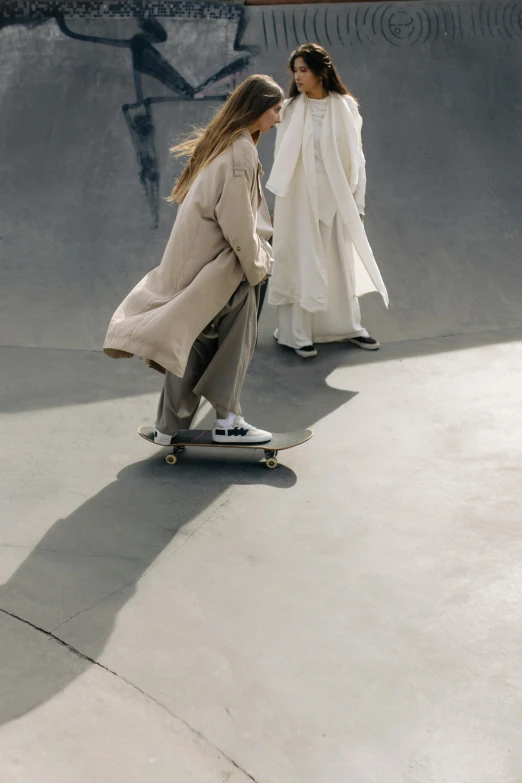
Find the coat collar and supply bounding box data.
[240,128,255,144]
[239,129,264,177]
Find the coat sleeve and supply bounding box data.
[352,106,367,216]
[215,146,272,287]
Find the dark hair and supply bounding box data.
[288,43,357,102]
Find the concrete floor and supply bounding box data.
[1,312,522,783]
[2,2,522,779]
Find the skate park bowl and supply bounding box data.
[2,4,522,782]
[0,0,521,351]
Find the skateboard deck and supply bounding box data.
[138,426,313,469]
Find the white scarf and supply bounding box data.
[267,92,361,203]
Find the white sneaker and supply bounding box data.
[153,428,176,446]
[212,415,272,444]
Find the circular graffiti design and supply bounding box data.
[388,10,415,41]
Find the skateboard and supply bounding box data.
[138,426,313,469]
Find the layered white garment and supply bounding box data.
[267,93,388,348]
[310,99,337,227]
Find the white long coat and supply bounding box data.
[266,92,389,311]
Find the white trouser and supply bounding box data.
[276,216,368,349]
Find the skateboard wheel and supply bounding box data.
[266,457,278,469]
[165,454,177,465]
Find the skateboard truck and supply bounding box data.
[166,445,278,468]
[264,450,278,469]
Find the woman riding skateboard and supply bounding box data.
[103,75,283,444]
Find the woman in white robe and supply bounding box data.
[267,43,388,358]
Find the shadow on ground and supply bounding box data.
[0,328,359,727]
[2,315,521,417]
[2,310,521,727]
[0,453,296,726]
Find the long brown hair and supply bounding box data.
[288,43,356,102]
[169,74,284,203]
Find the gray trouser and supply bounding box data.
[155,281,259,434]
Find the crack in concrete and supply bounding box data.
[49,483,243,630]
[51,580,136,634]
[2,325,522,359]
[139,483,240,582]
[0,463,260,778]
[0,543,148,565]
[66,489,179,535]
[44,479,244,633]
[0,606,259,783]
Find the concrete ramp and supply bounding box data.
[2,6,522,782]
[1,1,521,349]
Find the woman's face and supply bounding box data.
[293,57,322,95]
[258,100,283,133]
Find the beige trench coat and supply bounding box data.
[103,130,273,378]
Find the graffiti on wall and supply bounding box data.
[2,0,522,224]
[1,3,254,227]
[258,2,522,49]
